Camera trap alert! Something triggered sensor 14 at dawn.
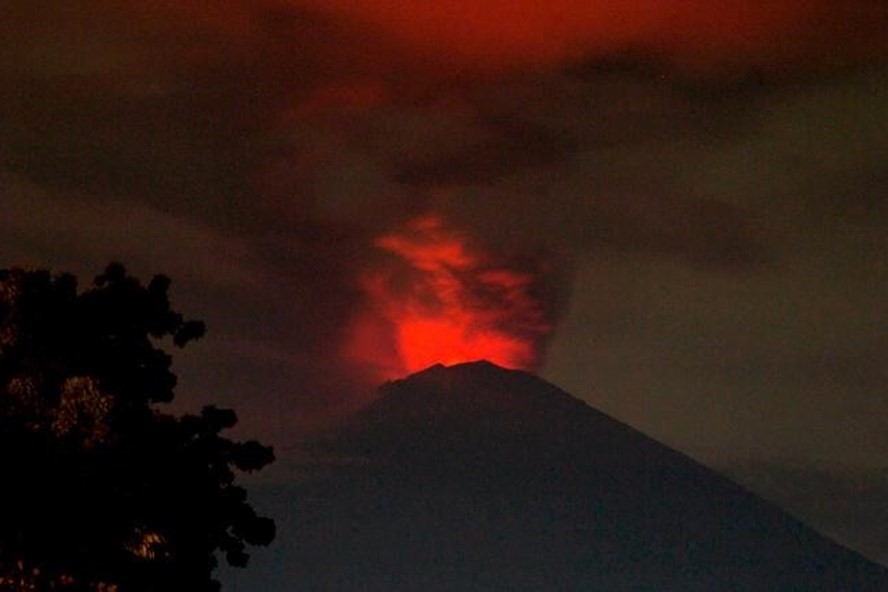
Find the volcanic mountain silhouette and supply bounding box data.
[252,361,888,591]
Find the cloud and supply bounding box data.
[1,1,417,226]
[268,63,774,269]
[294,0,888,72]
[0,172,261,287]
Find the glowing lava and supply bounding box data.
[346,216,552,379]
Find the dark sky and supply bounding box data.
[3,0,888,563]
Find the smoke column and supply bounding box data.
[344,215,554,380]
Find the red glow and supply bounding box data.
[345,216,551,379]
[294,0,828,71]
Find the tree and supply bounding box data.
[0,263,274,591]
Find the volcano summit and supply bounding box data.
[230,361,888,591]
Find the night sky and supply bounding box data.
[3,0,888,565]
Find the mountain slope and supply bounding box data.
[236,361,888,591]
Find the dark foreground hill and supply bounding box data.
[225,361,888,591]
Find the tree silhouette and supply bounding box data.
[0,264,274,591]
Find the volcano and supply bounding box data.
[234,361,888,591]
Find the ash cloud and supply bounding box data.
[2,0,887,441]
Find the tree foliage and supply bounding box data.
[0,264,274,591]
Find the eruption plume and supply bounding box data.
[345,216,553,380]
